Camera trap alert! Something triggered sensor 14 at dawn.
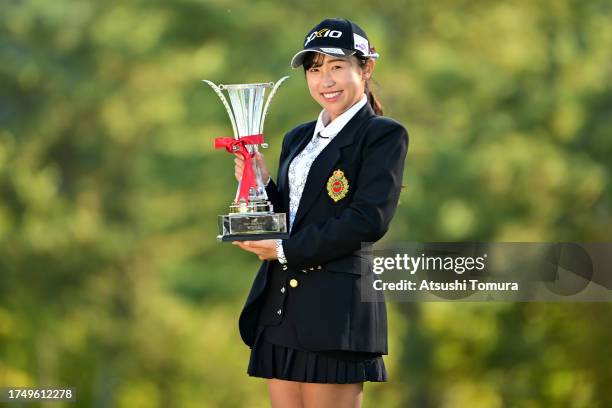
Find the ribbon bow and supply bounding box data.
[214,134,264,203]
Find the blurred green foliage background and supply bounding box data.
[1,0,611,407]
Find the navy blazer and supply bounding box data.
[238,103,409,354]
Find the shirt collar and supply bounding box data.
[313,94,368,139]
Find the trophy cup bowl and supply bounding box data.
[203,77,290,242]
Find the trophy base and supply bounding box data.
[217,212,288,242]
[217,232,290,242]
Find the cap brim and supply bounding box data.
[290,47,356,69]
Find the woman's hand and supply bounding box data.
[234,151,270,184]
[232,239,278,260]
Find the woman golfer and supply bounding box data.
[233,17,409,408]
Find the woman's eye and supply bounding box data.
[332,65,343,70]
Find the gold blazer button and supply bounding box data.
[289,279,299,288]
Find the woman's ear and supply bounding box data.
[362,59,375,80]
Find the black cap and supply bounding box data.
[290,18,379,69]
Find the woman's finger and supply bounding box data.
[253,152,270,181]
[234,156,245,181]
[233,241,254,252]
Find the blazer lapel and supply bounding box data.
[290,103,375,233]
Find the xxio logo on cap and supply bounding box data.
[327,169,349,202]
[305,28,343,46]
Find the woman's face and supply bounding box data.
[305,53,373,122]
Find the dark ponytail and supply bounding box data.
[364,76,383,116]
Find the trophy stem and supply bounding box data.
[233,147,268,205]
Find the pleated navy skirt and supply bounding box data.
[247,326,387,383]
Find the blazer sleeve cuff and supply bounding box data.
[276,239,287,264]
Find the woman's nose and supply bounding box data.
[322,70,335,87]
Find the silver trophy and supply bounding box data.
[203,77,290,242]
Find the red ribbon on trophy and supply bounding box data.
[214,134,264,203]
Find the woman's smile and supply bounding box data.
[321,90,343,102]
